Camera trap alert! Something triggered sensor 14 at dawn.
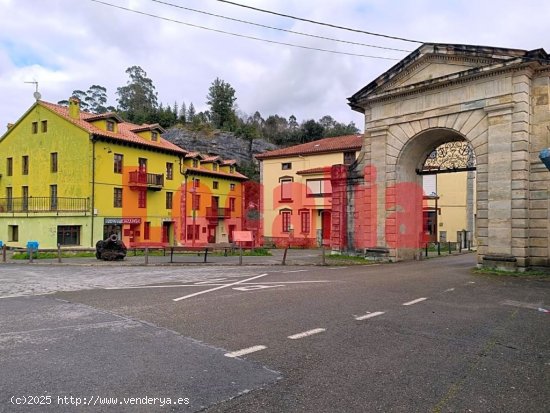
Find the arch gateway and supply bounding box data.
[331,43,550,270]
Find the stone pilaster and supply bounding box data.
[483,102,515,261]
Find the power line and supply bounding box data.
[216,0,423,44]
[88,0,402,60]
[149,0,411,53]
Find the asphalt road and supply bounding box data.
[1,254,548,412]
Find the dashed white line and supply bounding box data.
[173,273,268,302]
[403,297,428,306]
[281,269,309,273]
[224,345,267,358]
[444,288,455,292]
[288,328,326,340]
[355,311,385,321]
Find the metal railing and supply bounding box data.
[128,171,164,188]
[206,207,231,219]
[0,197,89,213]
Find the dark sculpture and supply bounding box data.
[95,234,127,261]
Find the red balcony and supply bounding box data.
[206,207,231,221]
[128,171,164,191]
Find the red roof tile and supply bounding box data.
[255,135,363,160]
[184,167,247,180]
[39,101,186,154]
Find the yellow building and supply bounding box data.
[0,98,246,248]
[423,171,476,246]
[256,135,362,247]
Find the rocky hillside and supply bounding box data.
[163,127,278,165]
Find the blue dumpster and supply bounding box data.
[0,241,3,248]
[540,148,550,171]
[27,241,39,251]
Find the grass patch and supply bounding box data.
[12,251,96,260]
[214,248,272,257]
[473,267,550,280]
[326,253,375,265]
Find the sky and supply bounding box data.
[1,0,549,133]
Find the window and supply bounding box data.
[138,190,146,208]
[41,120,48,133]
[22,156,29,175]
[193,178,200,188]
[6,158,12,176]
[31,122,38,134]
[282,162,292,170]
[306,179,332,197]
[280,177,293,201]
[166,192,173,209]
[113,188,123,208]
[300,210,311,234]
[213,163,218,171]
[213,181,219,189]
[50,185,57,210]
[229,197,236,212]
[50,152,58,173]
[144,222,151,240]
[166,162,173,180]
[151,131,158,141]
[230,183,235,191]
[113,154,123,174]
[8,225,18,242]
[57,225,81,245]
[6,187,12,212]
[22,186,28,211]
[186,224,200,240]
[192,159,199,168]
[138,157,147,172]
[344,151,356,165]
[192,194,200,210]
[106,120,115,132]
[281,210,292,233]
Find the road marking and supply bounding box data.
[502,299,547,312]
[173,273,268,302]
[194,278,229,284]
[467,281,476,284]
[355,311,385,321]
[233,285,284,292]
[288,328,326,340]
[444,288,455,292]
[327,267,347,270]
[224,345,267,358]
[403,297,428,306]
[281,269,309,273]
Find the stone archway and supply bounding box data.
[338,43,550,270]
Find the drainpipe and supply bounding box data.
[91,136,96,247]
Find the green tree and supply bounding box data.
[85,85,109,114]
[300,119,324,143]
[206,77,237,130]
[187,102,196,123]
[116,66,158,123]
[179,101,187,123]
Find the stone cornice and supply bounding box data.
[356,61,536,107]
[378,54,497,93]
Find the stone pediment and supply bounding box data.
[348,43,540,110]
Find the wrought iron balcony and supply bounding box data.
[206,206,231,220]
[0,197,89,213]
[128,171,164,190]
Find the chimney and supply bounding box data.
[69,97,80,119]
[6,123,14,130]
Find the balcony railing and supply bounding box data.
[206,207,231,220]
[0,197,89,213]
[128,171,164,190]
